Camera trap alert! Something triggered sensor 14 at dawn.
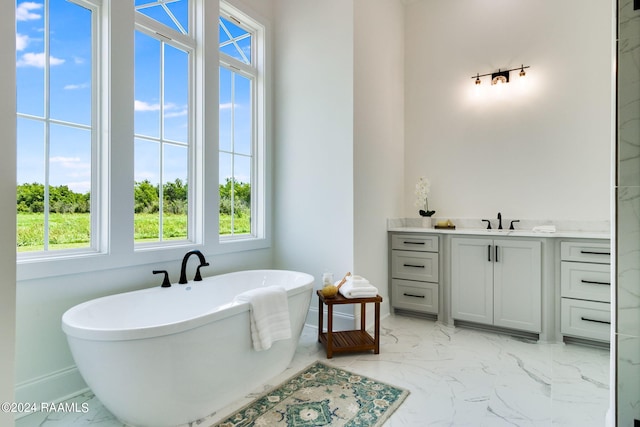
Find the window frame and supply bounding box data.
[16,0,271,281]
[133,11,197,249]
[218,2,267,247]
[16,0,102,259]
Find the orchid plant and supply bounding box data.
[414,176,435,217]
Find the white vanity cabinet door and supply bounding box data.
[493,239,542,333]
[451,238,494,326]
[451,237,542,333]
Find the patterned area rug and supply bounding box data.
[212,361,409,427]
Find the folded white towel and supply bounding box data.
[349,275,371,288]
[338,279,378,299]
[234,286,291,351]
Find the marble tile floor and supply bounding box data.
[16,314,610,426]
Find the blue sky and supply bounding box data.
[16,1,92,194]
[16,0,251,196]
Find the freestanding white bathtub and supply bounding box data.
[62,269,314,427]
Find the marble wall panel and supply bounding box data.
[616,186,640,337]
[617,334,640,425]
[619,0,640,40]
[618,1,640,425]
[617,35,640,187]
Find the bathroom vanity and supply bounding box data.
[388,220,610,344]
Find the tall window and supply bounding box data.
[16,0,97,254]
[134,0,193,246]
[219,7,264,240]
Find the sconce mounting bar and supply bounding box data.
[471,65,530,80]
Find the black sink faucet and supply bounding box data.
[497,212,503,230]
[179,250,210,284]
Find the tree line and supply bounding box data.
[17,178,251,216]
[17,183,90,213]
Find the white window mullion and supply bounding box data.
[90,0,100,252]
[158,41,166,241]
[220,53,253,78]
[250,75,257,237]
[43,0,51,251]
[230,71,236,235]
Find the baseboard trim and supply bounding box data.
[14,365,88,419]
[563,335,610,349]
[454,320,540,342]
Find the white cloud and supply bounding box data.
[164,110,188,119]
[73,56,85,65]
[164,104,188,118]
[16,33,30,51]
[17,52,65,68]
[135,101,188,118]
[220,102,233,110]
[65,181,91,194]
[50,157,91,193]
[135,100,161,112]
[64,82,90,90]
[16,2,43,21]
[51,156,83,166]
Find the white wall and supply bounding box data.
[354,0,405,318]
[272,0,405,324]
[272,0,355,319]
[404,0,613,222]
[0,2,16,424]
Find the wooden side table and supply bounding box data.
[317,290,382,358]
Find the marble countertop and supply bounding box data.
[388,218,611,240]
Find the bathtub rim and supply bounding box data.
[61,269,314,342]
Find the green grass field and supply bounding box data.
[17,213,250,252]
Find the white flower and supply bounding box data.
[414,176,431,209]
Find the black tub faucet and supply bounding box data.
[497,212,503,230]
[179,250,210,284]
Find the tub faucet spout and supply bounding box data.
[179,250,210,284]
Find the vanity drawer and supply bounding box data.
[560,241,610,264]
[391,251,438,282]
[561,298,611,342]
[392,279,438,314]
[391,234,438,252]
[561,262,611,302]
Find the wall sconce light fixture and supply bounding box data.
[472,64,530,85]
